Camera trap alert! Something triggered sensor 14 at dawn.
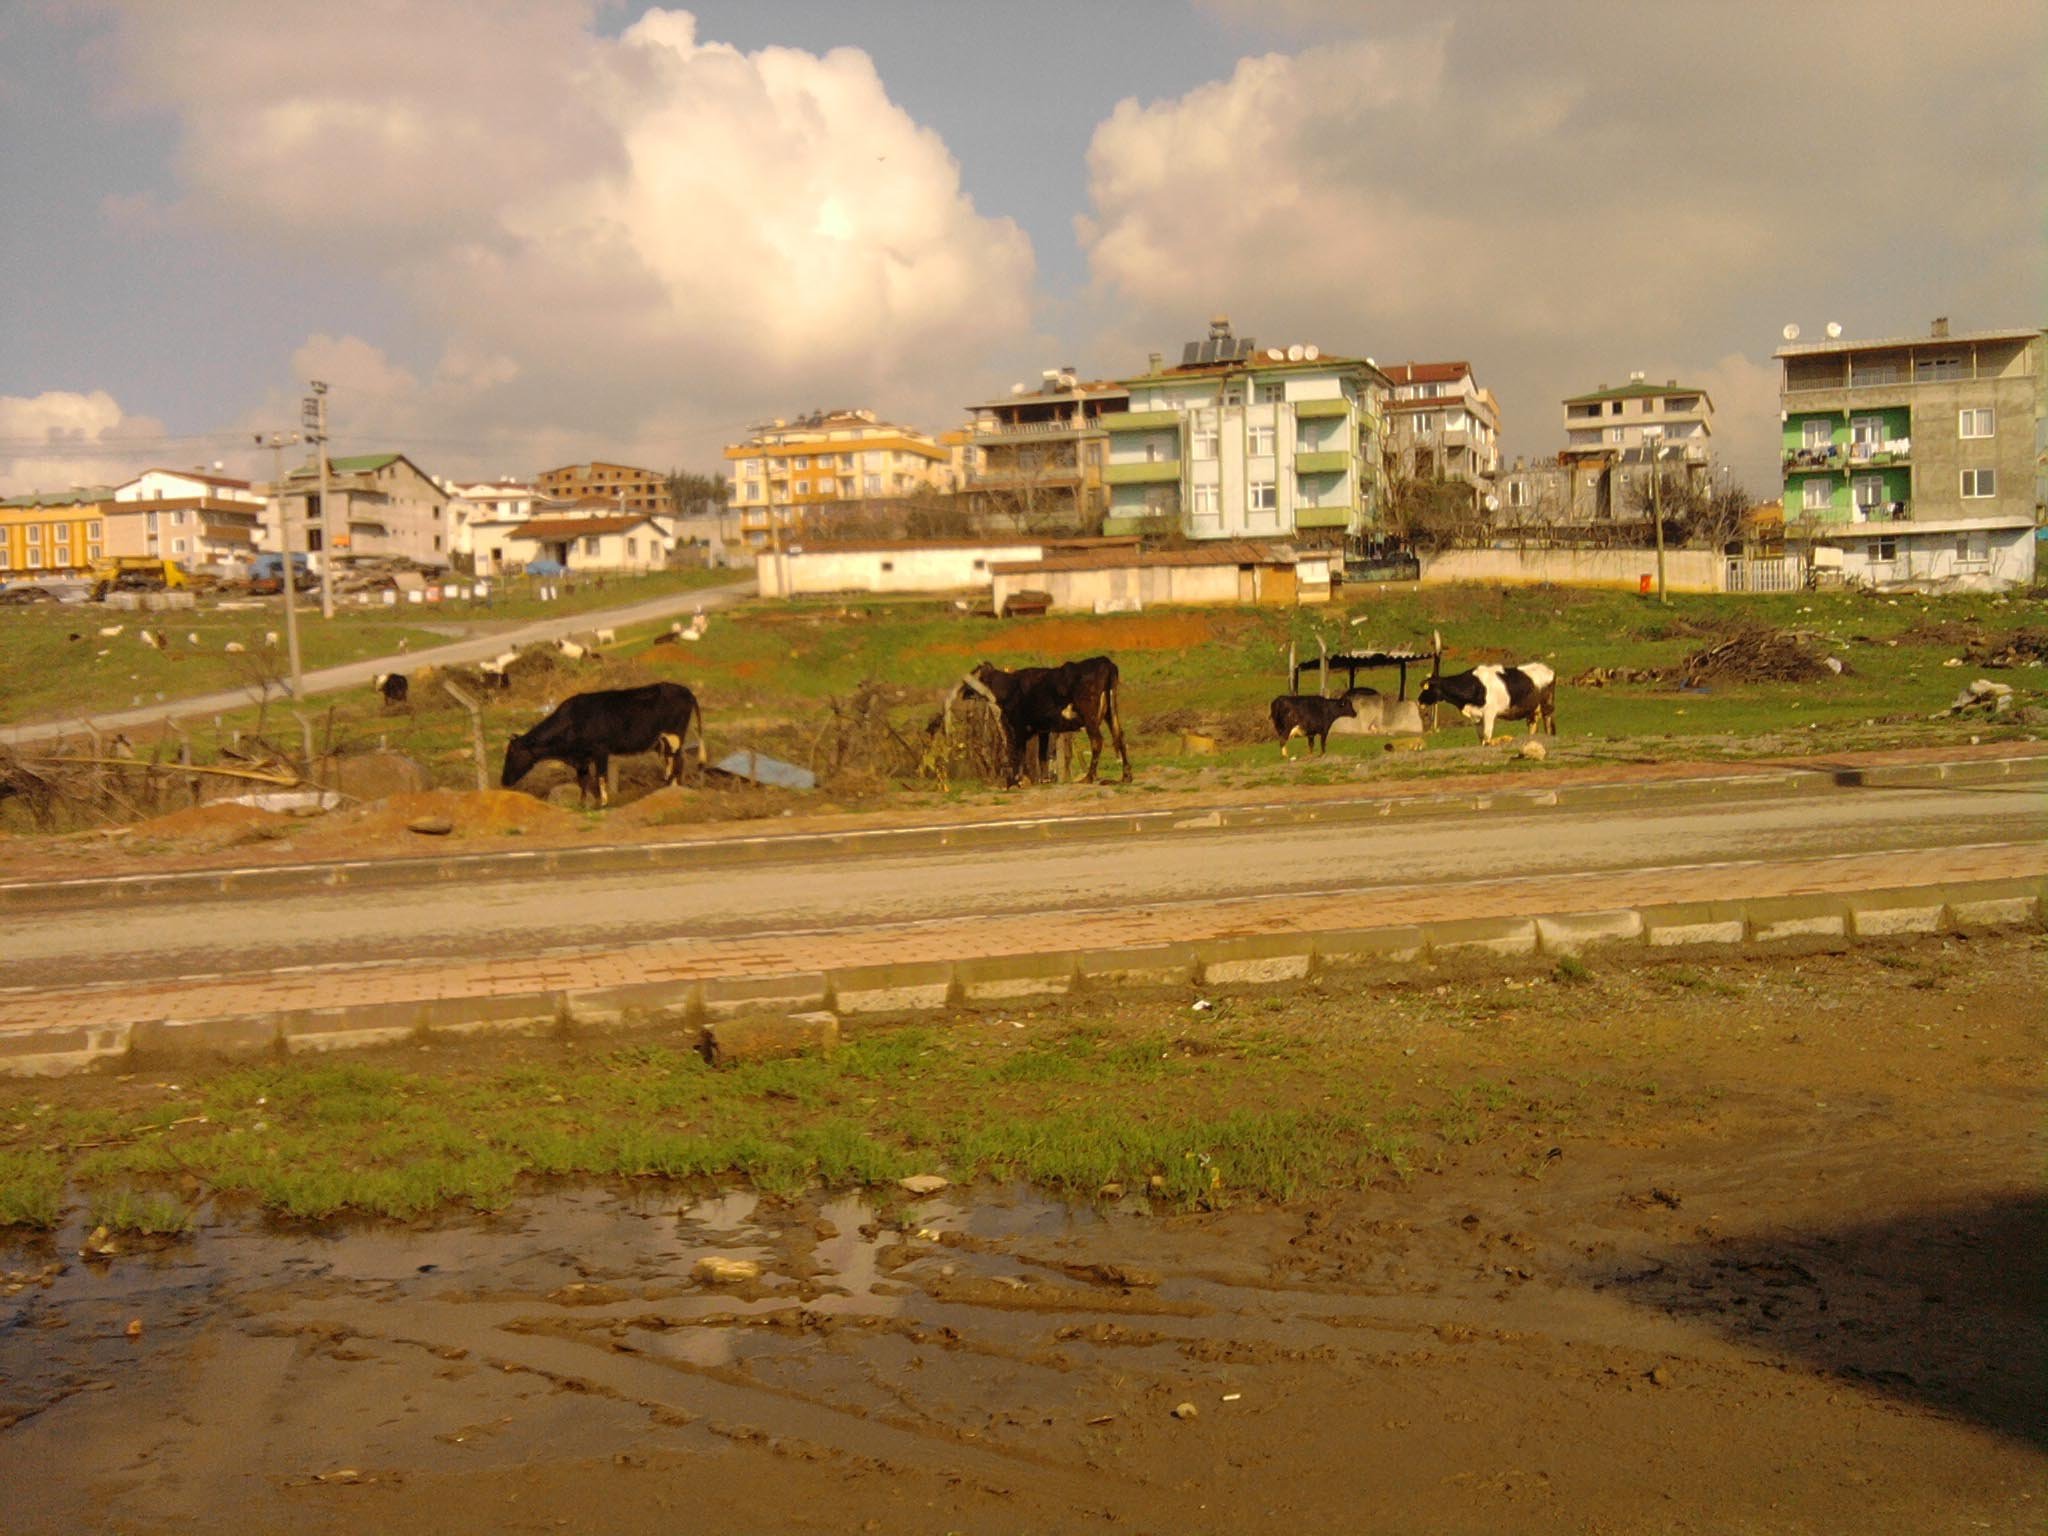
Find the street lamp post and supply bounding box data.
[255,430,306,697]
[303,381,336,619]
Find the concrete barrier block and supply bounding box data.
[421,992,565,1039]
[1424,916,1539,958]
[1847,890,1947,937]
[1744,897,1850,943]
[1198,933,1314,985]
[1947,893,2041,930]
[1641,902,1748,948]
[133,1013,280,1061]
[700,971,830,1021]
[1314,926,1428,968]
[563,979,702,1031]
[280,1004,421,1055]
[1535,910,1645,955]
[953,952,1075,1001]
[705,1010,839,1066]
[829,959,956,1015]
[0,1021,134,1076]
[1076,943,1199,989]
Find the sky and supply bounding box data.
[2,0,2041,501]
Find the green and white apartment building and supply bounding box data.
[1099,319,1392,543]
[1777,320,2043,591]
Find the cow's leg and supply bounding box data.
[1082,715,1104,782]
[1103,686,1132,782]
[594,751,611,807]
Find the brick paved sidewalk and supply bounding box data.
[5,840,2042,1072]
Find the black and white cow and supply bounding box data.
[1269,688,1379,757]
[1418,663,1556,743]
[501,681,702,806]
[374,671,410,709]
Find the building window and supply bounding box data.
[794,480,809,496]
[1801,419,1830,449]
[1249,425,1275,456]
[1874,537,1898,562]
[1961,468,1996,498]
[583,537,601,555]
[172,538,187,554]
[1509,480,1530,508]
[626,538,637,558]
[1608,427,1625,445]
[25,525,40,544]
[0,549,9,569]
[1249,480,1276,512]
[1255,381,1284,404]
[1917,355,1963,382]
[1853,476,1884,514]
[1955,532,1989,565]
[87,544,101,559]
[793,456,809,470]
[1802,480,1832,511]
[88,520,103,538]
[1958,408,1994,439]
[1193,423,1218,460]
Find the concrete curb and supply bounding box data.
[5,753,2040,912]
[5,873,2040,1076]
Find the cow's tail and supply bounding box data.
[687,694,707,775]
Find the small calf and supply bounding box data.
[1269,689,1378,757]
[375,671,410,709]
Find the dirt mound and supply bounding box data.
[1671,625,1837,684]
[129,801,291,847]
[297,788,581,848]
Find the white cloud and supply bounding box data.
[1078,4,2046,494]
[0,390,168,496]
[98,3,1035,473]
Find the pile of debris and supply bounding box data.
[1963,628,2048,669]
[1668,625,1840,685]
[1572,665,1657,689]
[1934,679,2015,718]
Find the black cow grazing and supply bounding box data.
[375,671,410,709]
[501,681,702,807]
[1417,663,1556,744]
[1269,687,1379,757]
[958,656,1130,787]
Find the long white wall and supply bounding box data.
[757,543,1046,598]
[1419,547,1730,592]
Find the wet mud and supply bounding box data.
[4,1133,2042,1533]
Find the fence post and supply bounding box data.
[442,679,488,792]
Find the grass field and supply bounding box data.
[3,581,2040,822]
[0,567,737,727]
[0,934,2036,1230]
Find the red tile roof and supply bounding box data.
[1380,361,1472,387]
[514,514,660,540]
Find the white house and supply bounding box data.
[498,512,679,573]
[105,468,266,570]
[442,479,539,564]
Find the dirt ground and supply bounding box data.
[2,937,2042,1533]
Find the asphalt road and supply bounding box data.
[19,777,2043,991]
[0,576,755,747]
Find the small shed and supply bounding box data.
[988,540,1323,614]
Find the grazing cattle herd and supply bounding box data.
[491,634,1557,804]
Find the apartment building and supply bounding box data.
[103,468,266,570]
[534,462,672,516]
[964,369,1130,529]
[1380,362,1501,507]
[724,409,948,548]
[1777,319,2042,590]
[0,487,110,576]
[1554,373,1717,524]
[266,452,451,568]
[1100,318,1391,543]
[441,479,540,565]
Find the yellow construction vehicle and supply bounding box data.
[89,556,189,598]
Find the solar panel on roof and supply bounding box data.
[1181,343,1202,366]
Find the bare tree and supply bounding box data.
[1622,469,1751,549]
[1385,475,1487,553]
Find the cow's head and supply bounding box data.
[1416,677,1448,708]
[501,730,539,788]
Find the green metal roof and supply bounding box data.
[1563,381,1708,404]
[287,452,403,479]
[0,486,113,508]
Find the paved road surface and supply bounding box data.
[0,577,754,747]
[21,778,2042,990]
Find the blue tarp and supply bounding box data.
[524,559,568,577]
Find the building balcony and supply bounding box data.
[1100,410,1180,433]
[972,419,1092,443]
[1293,397,1351,421]
[1292,450,1351,476]
[971,465,1084,490]
[1293,504,1355,529]
[1103,460,1181,486]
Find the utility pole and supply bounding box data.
[303,381,336,619]
[255,430,306,696]
[1649,437,1670,606]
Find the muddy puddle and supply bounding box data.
[5,1154,2043,1535]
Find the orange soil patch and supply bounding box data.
[934,613,1223,657]
[293,788,583,849]
[127,801,291,847]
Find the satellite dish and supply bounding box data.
[1265,348,1284,362]
[1825,321,1843,339]
[1303,344,1320,361]
[1286,343,1306,362]
[1485,494,1499,512]
[1782,323,1802,341]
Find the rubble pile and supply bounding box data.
[1964,628,2048,669]
[1668,626,1838,685]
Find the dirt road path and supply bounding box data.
[0,577,754,747]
